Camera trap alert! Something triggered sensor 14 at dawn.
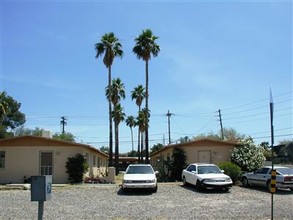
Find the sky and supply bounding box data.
[1,0,292,153]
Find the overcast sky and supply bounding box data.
[1,0,292,152]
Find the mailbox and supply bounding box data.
[31,175,52,201]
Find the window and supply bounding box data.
[187,165,196,172]
[256,168,270,174]
[0,151,5,168]
[97,157,100,168]
[40,152,53,175]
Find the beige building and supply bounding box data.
[150,138,237,170]
[0,136,108,184]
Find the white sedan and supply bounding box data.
[182,163,233,192]
[121,164,158,193]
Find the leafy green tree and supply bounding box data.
[231,137,266,171]
[170,146,187,181]
[151,143,164,154]
[194,128,245,142]
[14,126,46,136]
[99,146,109,154]
[52,132,75,142]
[133,29,160,163]
[65,153,89,183]
[125,116,136,152]
[95,32,123,167]
[127,150,138,157]
[0,92,25,131]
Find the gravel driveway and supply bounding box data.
[0,183,292,220]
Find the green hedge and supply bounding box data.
[218,161,241,185]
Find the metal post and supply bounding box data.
[38,201,44,220]
[270,89,274,220]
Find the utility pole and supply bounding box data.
[60,116,67,134]
[218,109,224,140]
[166,110,173,145]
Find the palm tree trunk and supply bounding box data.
[115,121,119,175]
[108,65,113,167]
[137,130,141,163]
[145,60,149,164]
[130,128,134,152]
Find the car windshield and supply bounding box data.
[198,165,221,174]
[126,166,154,174]
[276,168,293,175]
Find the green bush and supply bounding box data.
[66,153,89,183]
[218,161,241,185]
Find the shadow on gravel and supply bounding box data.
[116,187,154,196]
[240,185,293,195]
[180,184,231,194]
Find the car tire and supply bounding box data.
[196,180,202,191]
[153,185,158,193]
[182,177,187,186]
[223,187,230,192]
[242,177,249,187]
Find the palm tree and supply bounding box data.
[107,78,125,174]
[125,116,136,152]
[131,85,146,162]
[95,32,123,167]
[111,104,125,175]
[136,110,147,163]
[133,29,160,163]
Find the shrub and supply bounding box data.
[231,137,266,171]
[218,161,241,185]
[66,153,89,183]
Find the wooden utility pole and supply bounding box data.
[166,110,173,144]
[60,116,67,134]
[218,109,224,140]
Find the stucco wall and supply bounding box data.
[0,145,108,184]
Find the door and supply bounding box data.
[198,151,211,163]
[40,152,53,175]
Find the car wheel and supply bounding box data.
[223,187,230,192]
[182,176,187,186]
[196,180,202,191]
[153,185,158,193]
[242,177,249,187]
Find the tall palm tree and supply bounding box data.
[95,32,123,167]
[125,116,136,151]
[136,110,147,163]
[111,103,125,175]
[133,29,160,163]
[107,78,125,174]
[131,85,146,162]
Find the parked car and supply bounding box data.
[181,163,233,192]
[241,166,293,192]
[121,164,158,193]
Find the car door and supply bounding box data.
[185,165,197,185]
[250,168,270,186]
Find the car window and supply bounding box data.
[275,168,293,175]
[126,166,154,174]
[255,168,270,174]
[198,165,221,174]
[187,165,196,172]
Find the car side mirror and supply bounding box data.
[121,171,125,174]
[221,170,225,173]
[155,171,159,175]
[191,171,197,174]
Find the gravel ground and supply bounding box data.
[0,183,292,220]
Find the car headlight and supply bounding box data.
[225,178,232,182]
